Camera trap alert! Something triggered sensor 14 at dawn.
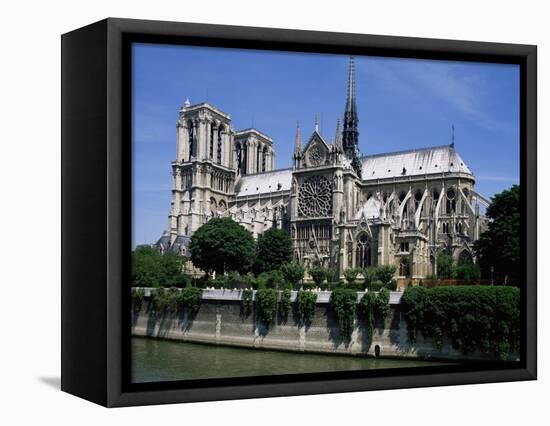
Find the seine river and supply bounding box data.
[132,337,448,383]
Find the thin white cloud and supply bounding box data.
[361,58,515,133]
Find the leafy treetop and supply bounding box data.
[189,218,256,276]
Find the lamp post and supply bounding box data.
[490,266,494,286]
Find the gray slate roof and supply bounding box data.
[234,168,293,197]
[361,144,473,181]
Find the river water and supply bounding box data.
[132,337,449,383]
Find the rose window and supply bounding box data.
[298,175,332,217]
[308,145,324,167]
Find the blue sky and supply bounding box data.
[132,43,520,246]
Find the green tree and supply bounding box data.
[474,185,520,284]
[455,263,481,282]
[189,218,255,276]
[280,262,305,288]
[436,253,454,279]
[254,227,293,273]
[131,245,187,288]
[375,265,397,288]
[309,266,327,287]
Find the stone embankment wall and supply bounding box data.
[131,289,503,361]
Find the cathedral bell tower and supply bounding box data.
[169,100,236,243]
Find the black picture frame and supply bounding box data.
[61,17,537,407]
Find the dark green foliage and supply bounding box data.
[362,267,377,288]
[150,286,202,316]
[280,262,305,288]
[255,288,278,325]
[279,288,292,321]
[376,265,397,288]
[344,268,360,287]
[254,228,293,273]
[374,288,390,319]
[474,185,520,285]
[437,253,454,279]
[189,218,256,275]
[309,266,327,286]
[150,287,177,313]
[241,289,253,317]
[331,289,357,342]
[131,246,188,288]
[325,268,340,284]
[358,291,377,340]
[401,286,520,359]
[177,285,202,317]
[131,287,145,312]
[265,269,286,289]
[454,263,481,282]
[366,280,385,292]
[296,290,317,325]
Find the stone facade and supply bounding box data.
[156,57,489,279]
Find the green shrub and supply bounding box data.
[358,291,376,340]
[375,265,397,287]
[178,285,202,317]
[266,269,286,289]
[279,288,292,321]
[150,287,177,314]
[241,289,253,317]
[437,253,454,279]
[131,287,145,312]
[367,280,385,292]
[255,288,279,325]
[308,266,327,287]
[362,267,378,288]
[344,268,360,287]
[454,263,481,282]
[374,287,390,319]
[296,290,317,326]
[331,289,357,342]
[401,286,520,359]
[280,262,305,288]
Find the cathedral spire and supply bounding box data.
[293,121,302,157]
[342,56,361,177]
[314,113,319,132]
[346,56,357,118]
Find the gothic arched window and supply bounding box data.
[399,257,410,277]
[209,126,215,159]
[188,121,194,161]
[446,188,456,214]
[356,234,372,268]
[236,143,242,173]
[262,147,267,172]
[217,127,223,164]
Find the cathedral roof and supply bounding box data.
[234,168,293,197]
[355,197,381,220]
[360,144,473,181]
[235,128,273,143]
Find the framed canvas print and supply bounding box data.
[61,18,537,407]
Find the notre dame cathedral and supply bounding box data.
[156,57,489,279]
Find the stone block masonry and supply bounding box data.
[131,289,507,361]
